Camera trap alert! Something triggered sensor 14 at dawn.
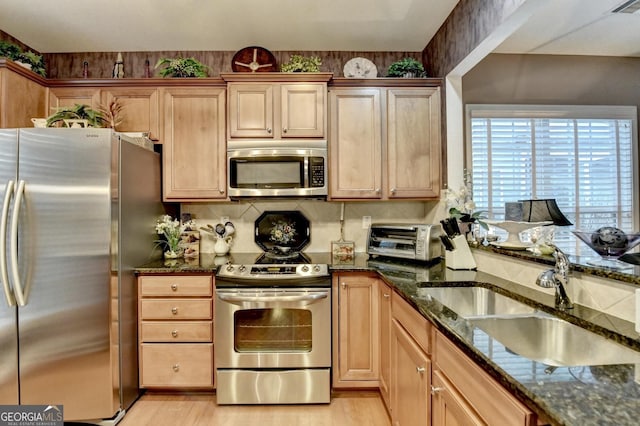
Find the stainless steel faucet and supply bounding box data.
[536,245,574,310]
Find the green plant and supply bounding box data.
[386,57,426,77]
[0,40,46,77]
[155,57,209,77]
[280,55,322,72]
[46,103,107,128]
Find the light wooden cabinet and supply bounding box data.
[228,82,326,139]
[138,274,214,389]
[103,87,159,138]
[433,330,535,426]
[390,292,431,426]
[329,86,441,200]
[332,273,380,388]
[379,281,392,409]
[160,86,226,201]
[48,86,102,112]
[0,64,47,128]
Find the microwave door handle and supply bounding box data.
[303,157,309,188]
[0,180,16,307]
[217,292,328,306]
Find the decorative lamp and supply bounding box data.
[519,199,572,226]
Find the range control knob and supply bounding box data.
[313,265,321,272]
[301,265,310,272]
[225,265,234,272]
[239,265,247,272]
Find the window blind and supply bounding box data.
[467,105,638,255]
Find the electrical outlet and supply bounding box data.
[221,216,230,224]
[362,216,372,229]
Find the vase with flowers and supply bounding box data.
[155,215,195,259]
[444,171,487,238]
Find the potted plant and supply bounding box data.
[46,103,107,128]
[280,55,322,72]
[155,57,210,77]
[386,57,426,78]
[0,40,20,61]
[0,40,46,77]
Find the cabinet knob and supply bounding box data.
[171,330,179,338]
[171,284,178,291]
[171,307,178,315]
[416,366,426,374]
[267,128,272,134]
[172,364,180,372]
[391,188,397,194]
[430,386,444,395]
[283,128,288,133]
[383,293,390,299]
[375,188,381,193]
[219,189,225,194]
[341,282,346,289]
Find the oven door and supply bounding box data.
[215,287,331,369]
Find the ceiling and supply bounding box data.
[0,0,638,57]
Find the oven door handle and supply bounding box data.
[217,291,328,306]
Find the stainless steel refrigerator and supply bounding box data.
[0,129,164,423]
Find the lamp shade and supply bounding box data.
[519,199,572,226]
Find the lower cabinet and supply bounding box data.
[138,274,215,389]
[332,273,380,387]
[379,281,392,409]
[432,330,535,426]
[390,292,431,426]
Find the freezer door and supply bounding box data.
[16,129,115,420]
[0,129,18,405]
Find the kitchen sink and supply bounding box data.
[470,313,640,366]
[415,286,537,318]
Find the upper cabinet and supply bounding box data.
[103,87,160,139]
[160,86,227,201]
[0,60,47,128]
[223,73,331,140]
[329,80,442,200]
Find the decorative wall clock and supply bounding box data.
[232,46,277,72]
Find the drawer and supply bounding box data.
[140,343,213,388]
[140,275,212,297]
[141,321,213,342]
[140,299,212,320]
[392,292,431,354]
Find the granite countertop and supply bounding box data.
[135,252,640,425]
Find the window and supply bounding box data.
[466,105,639,255]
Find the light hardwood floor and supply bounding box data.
[119,391,391,426]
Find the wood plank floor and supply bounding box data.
[119,391,391,426]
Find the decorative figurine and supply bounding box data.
[112,52,124,78]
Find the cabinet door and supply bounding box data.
[387,88,441,199]
[280,84,325,138]
[0,68,47,128]
[228,83,273,138]
[103,87,159,139]
[329,89,382,199]
[333,273,380,387]
[391,319,430,426]
[48,87,102,111]
[432,370,486,426]
[379,281,392,410]
[161,87,227,201]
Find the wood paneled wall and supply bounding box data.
[43,51,422,79]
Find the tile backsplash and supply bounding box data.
[182,199,441,254]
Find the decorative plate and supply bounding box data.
[343,57,377,78]
[255,211,310,253]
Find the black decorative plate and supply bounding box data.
[255,211,310,253]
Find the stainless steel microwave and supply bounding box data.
[227,140,328,198]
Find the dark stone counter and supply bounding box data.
[136,252,640,425]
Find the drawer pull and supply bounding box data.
[172,364,180,372]
[171,307,178,315]
[416,366,426,374]
[430,386,444,395]
[383,293,390,298]
[171,330,178,338]
[171,284,178,291]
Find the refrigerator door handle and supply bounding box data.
[1,179,16,307]
[9,180,26,306]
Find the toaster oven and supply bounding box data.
[367,223,441,262]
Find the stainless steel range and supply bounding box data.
[215,211,332,405]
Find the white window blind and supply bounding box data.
[466,105,639,255]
